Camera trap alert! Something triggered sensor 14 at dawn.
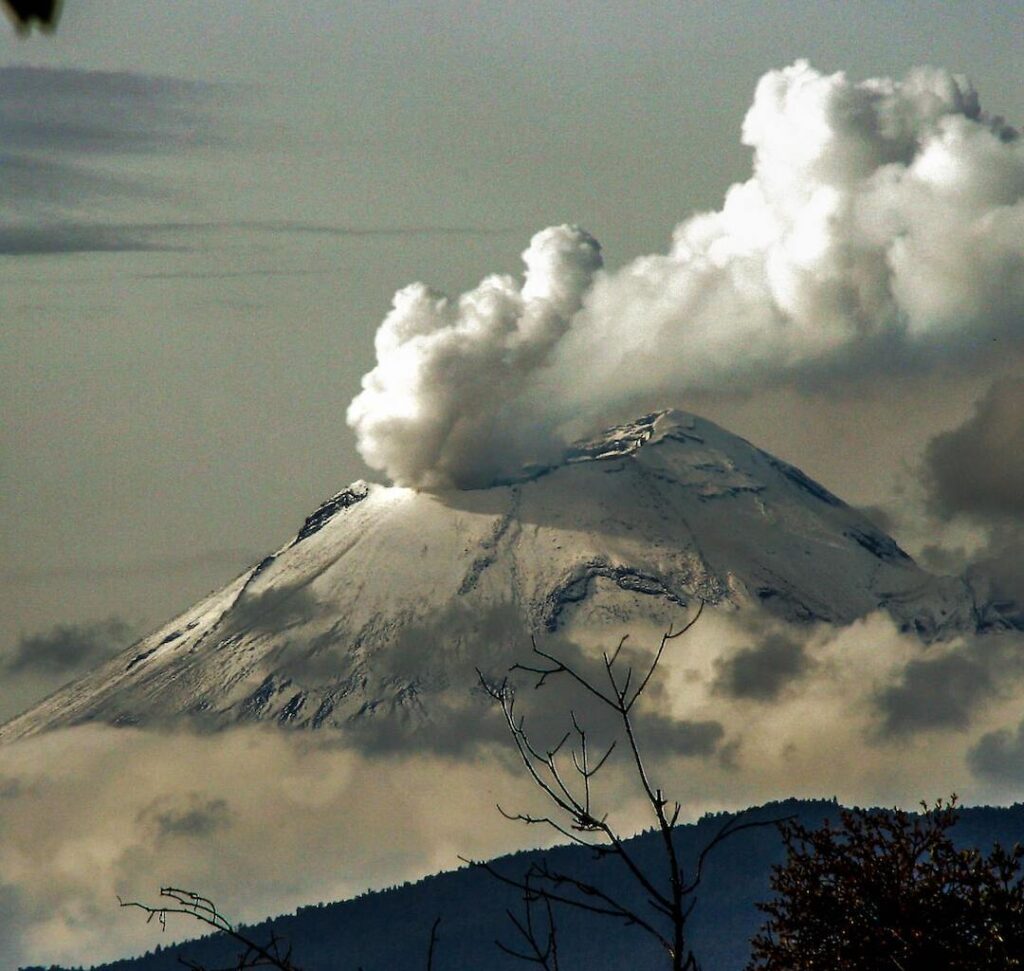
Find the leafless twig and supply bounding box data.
[473,602,779,970]
[495,872,560,970]
[119,887,301,971]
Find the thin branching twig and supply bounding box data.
[474,602,782,970]
[118,887,301,970]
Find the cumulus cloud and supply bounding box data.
[916,378,1024,625]
[0,726,557,967]
[631,711,725,757]
[349,61,1024,489]
[223,582,323,635]
[0,619,137,727]
[857,504,898,536]
[965,534,1024,629]
[136,793,233,843]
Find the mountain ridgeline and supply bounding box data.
[6,409,1015,741]
[2,410,1015,742]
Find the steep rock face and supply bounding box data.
[0,411,1008,740]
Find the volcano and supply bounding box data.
[1,410,1011,742]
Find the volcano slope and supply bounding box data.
[0,410,1010,742]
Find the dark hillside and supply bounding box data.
[40,799,1024,971]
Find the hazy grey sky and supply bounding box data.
[3,5,1024,965]
[2,1,1024,715]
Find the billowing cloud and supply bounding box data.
[965,533,1024,629]
[136,793,233,843]
[349,61,1024,489]
[0,726,551,967]
[857,504,898,536]
[0,619,137,728]
[223,582,323,635]
[924,377,1024,521]
[630,711,725,757]
[916,377,1024,626]
[347,224,602,488]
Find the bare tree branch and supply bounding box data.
[122,887,443,971]
[118,887,301,970]
[426,916,442,971]
[479,601,779,970]
[495,874,560,970]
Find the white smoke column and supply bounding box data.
[347,225,602,488]
[350,61,1024,489]
[562,61,1024,406]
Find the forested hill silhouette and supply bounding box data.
[34,798,1024,971]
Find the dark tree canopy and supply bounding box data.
[747,798,1024,971]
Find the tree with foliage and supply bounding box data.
[747,797,1024,971]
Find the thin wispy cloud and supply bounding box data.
[235,219,527,238]
[0,66,232,156]
[0,65,240,226]
[0,153,148,212]
[0,219,525,257]
[0,224,178,255]
[135,267,334,280]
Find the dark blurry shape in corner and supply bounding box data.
[4,0,62,33]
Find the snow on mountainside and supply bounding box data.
[1,410,1013,741]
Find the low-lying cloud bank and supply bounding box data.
[349,61,1024,489]
[0,727,534,968]
[5,608,1024,967]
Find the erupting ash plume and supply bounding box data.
[347,225,602,488]
[349,61,1024,489]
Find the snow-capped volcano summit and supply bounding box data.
[0,410,1010,741]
